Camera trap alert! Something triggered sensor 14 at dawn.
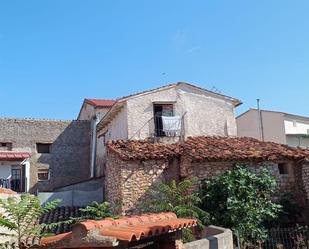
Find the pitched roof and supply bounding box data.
[183,136,309,162]
[97,82,242,131]
[0,152,31,160]
[107,136,309,162]
[107,139,181,161]
[85,99,116,108]
[117,82,241,106]
[40,212,197,248]
[39,206,83,235]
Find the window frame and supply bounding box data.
[37,169,50,181]
[36,143,52,154]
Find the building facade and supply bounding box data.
[95,82,241,177]
[105,136,309,220]
[0,118,91,193]
[237,109,309,148]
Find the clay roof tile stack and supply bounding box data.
[40,212,197,248]
[107,136,309,162]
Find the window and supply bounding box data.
[278,163,289,175]
[0,142,12,151]
[36,143,52,153]
[38,169,50,181]
[293,120,297,127]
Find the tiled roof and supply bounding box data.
[40,212,197,248]
[184,136,309,162]
[107,136,309,162]
[0,188,17,195]
[0,152,31,160]
[39,206,83,234]
[107,139,182,160]
[85,99,116,108]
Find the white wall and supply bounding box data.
[284,119,309,135]
[78,103,110,121]
[126,84,237,139]
[0,165,11,179]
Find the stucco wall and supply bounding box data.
[0,118,91,193]
[237,110,286,144]
[78,103,110,121]
[126,84,237,140]
[96,105,128,177]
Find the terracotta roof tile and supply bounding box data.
[40,212,197,248]
[0,188,17,195]
[107,136,309,162]
[0,152,31,160]
[107,139,181,160]
[85,99,116,108]
[184,136,309,162]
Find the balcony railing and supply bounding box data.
[0,178,26,192]
[153,114,183,137]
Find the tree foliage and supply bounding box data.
[65,201,121,225]
[199,166,281,247]
[0,194,61,249]
[140,179,209,242]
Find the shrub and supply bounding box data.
[140,179,208,242]
[199,166,281,247]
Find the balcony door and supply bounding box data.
[153,104,174,137]
[11,165,26,192]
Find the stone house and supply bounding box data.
[104,136,309,219]
[0,118,91,193]
[237,108,309,148]
[95,82,241,177]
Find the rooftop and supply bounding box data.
[40,212,197,248]
[0,152,31,160]
[85,98,116,108]
[107,136,309,162]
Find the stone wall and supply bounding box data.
[180,158,298,198]
[105,150,180,214]
[0,118,91,193]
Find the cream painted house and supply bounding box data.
[95,82,241,176]
[237,109,309,148]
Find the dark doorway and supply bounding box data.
[153,104,173,137]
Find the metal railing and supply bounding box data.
[153,113,185,138]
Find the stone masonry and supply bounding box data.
[0,118,91,193]
[106,149,304,216]
[105,150,180,215]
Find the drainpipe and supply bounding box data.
[257,99,264,141]
[90,115,97,178]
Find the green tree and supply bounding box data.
[199,166,281,248]
[0,194,60,249]
[140,179,208,242]
[66,201,121,224]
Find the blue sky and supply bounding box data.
[1,1,309,119]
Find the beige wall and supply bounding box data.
[126,84,237,140]
[237,109,286,144]
[96,105,128,176]
[78,103,110,121]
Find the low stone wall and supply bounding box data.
[184,226,233,249]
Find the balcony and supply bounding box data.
[153,114,183,138]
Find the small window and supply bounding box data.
[0,142,12,151]
[36,143,52,153]
[278,163,289,175]
[293,120,297,127]
[38,169,50,181]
